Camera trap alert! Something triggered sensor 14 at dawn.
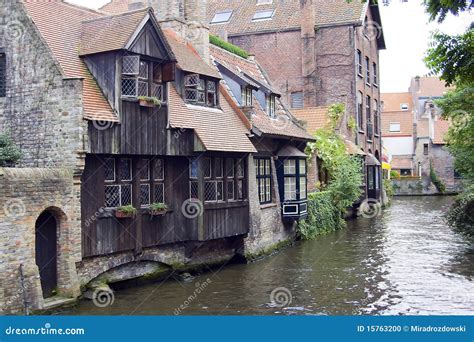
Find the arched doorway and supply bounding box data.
[35,211,58,298]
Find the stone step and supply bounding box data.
[43,296,77,310]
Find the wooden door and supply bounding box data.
[35,211,57,298]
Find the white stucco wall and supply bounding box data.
[382,137,414,156]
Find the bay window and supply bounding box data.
[255,158,272,204]
[276,155,308,219]
[121,55,165,102]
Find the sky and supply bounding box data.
[68,0,472,93]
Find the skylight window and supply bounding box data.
[252,9,275,21]
[211,10,233,24]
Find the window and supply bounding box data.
[290,91,303,109]
[189,157,246,203]
[389,122,401,132]
[423,143,429,155]
[257,0,273,4]
[121,55,165,102]
[242,86,253,106]
[400,103,409,111]
[299,159,307,200]
[0,51,5,97]
[365,57,370,84]
[357,91,363,130]
[266,95,276,118]
[366,95,371,123]
[373,62,378,86]
[104,158,133,208]
[373,99,379,135]
[356,50,362,76]
[252,9,275,21]
[210,10,233,24]
[137,159,165,208]
[255,158,272,204]
[184,74,218,107]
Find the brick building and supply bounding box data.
[0,0,311,313]
[381,76,462,192]
[206,0,386,201]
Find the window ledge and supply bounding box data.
[260,202,277,210]
[358,130,365,134]
[374,133,380,138]
[373,83,378,88]
[366,82,371,87]
[357,73,363,78]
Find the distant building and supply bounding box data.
[381,76,462,192]
[206,0,386,201]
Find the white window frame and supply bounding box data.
[389,122,401,132]
[211,10,233,24]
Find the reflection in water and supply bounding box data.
[64,196,474,316]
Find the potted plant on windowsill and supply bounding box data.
[148,202,168,216]
[138,96,161,108]
[115,205,137,219]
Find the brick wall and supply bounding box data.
[0,0,86,170]
[230,29,304,107]
[0,168,81,314]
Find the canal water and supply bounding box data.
[65,196,474,315]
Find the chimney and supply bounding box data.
[300,0,317,107]
[415,75,421,92]
[184,0,210,63]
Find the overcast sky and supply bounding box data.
[68,0,472,93]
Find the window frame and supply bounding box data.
[282,158,307,202]
[372,62,378,86]
[356,50,363,77]
[357,91,364,131]
[365,57,370,85]
[210,10,233,24]
[184,74,219,108]
[0,51,6,98]
[103,158,134,209]
[252,9,275,21]
[255,158,272,204]
[266,95,276,118]
[389,122,401,132]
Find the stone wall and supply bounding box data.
[0,0,86,170]
[392,178,437,196]
[431,144,463,193]
[245,155,296,258]
[0,168,81,314]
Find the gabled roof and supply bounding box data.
[381,111,414,137]
[100,0,130,15]
[207,0,367,35]
[381,92,413,112]
[22,0,117,121]
[210,45,313,141]
[163,29,221,79]
[168,85,256,153]
[433,119,450,145]
[292,107,330,134]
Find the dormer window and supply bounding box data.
[121,55,165,102]
[266,95,276,118]
[184,74,219,107]
[242,86,253,106]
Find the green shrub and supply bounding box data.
[298,191,343,240]
[384,179,394,198]
[447,185,474,239]
[0,133,22,167]
[430,163,446,193]
[390,170,400,179]
[209,35,249,59]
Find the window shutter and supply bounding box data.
[162,63,175,82]
[290,92,303,109]
[0,52,6,97]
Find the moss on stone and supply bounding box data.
[244,239,293,262]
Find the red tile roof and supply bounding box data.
[168,85,256,153]
[381,92,413,112]
[210,45,312,141]
[22,0,118,121]
[79,8,151,56]
[163,29,221,79]
[291,107,330,134]
[391,156,413,170]
[433,119,450,145]
[100,0,130,15]
[409,77,453,97]
[381,111,413,137]
[207,0,367,36]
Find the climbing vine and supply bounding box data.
[0,133,22,167]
